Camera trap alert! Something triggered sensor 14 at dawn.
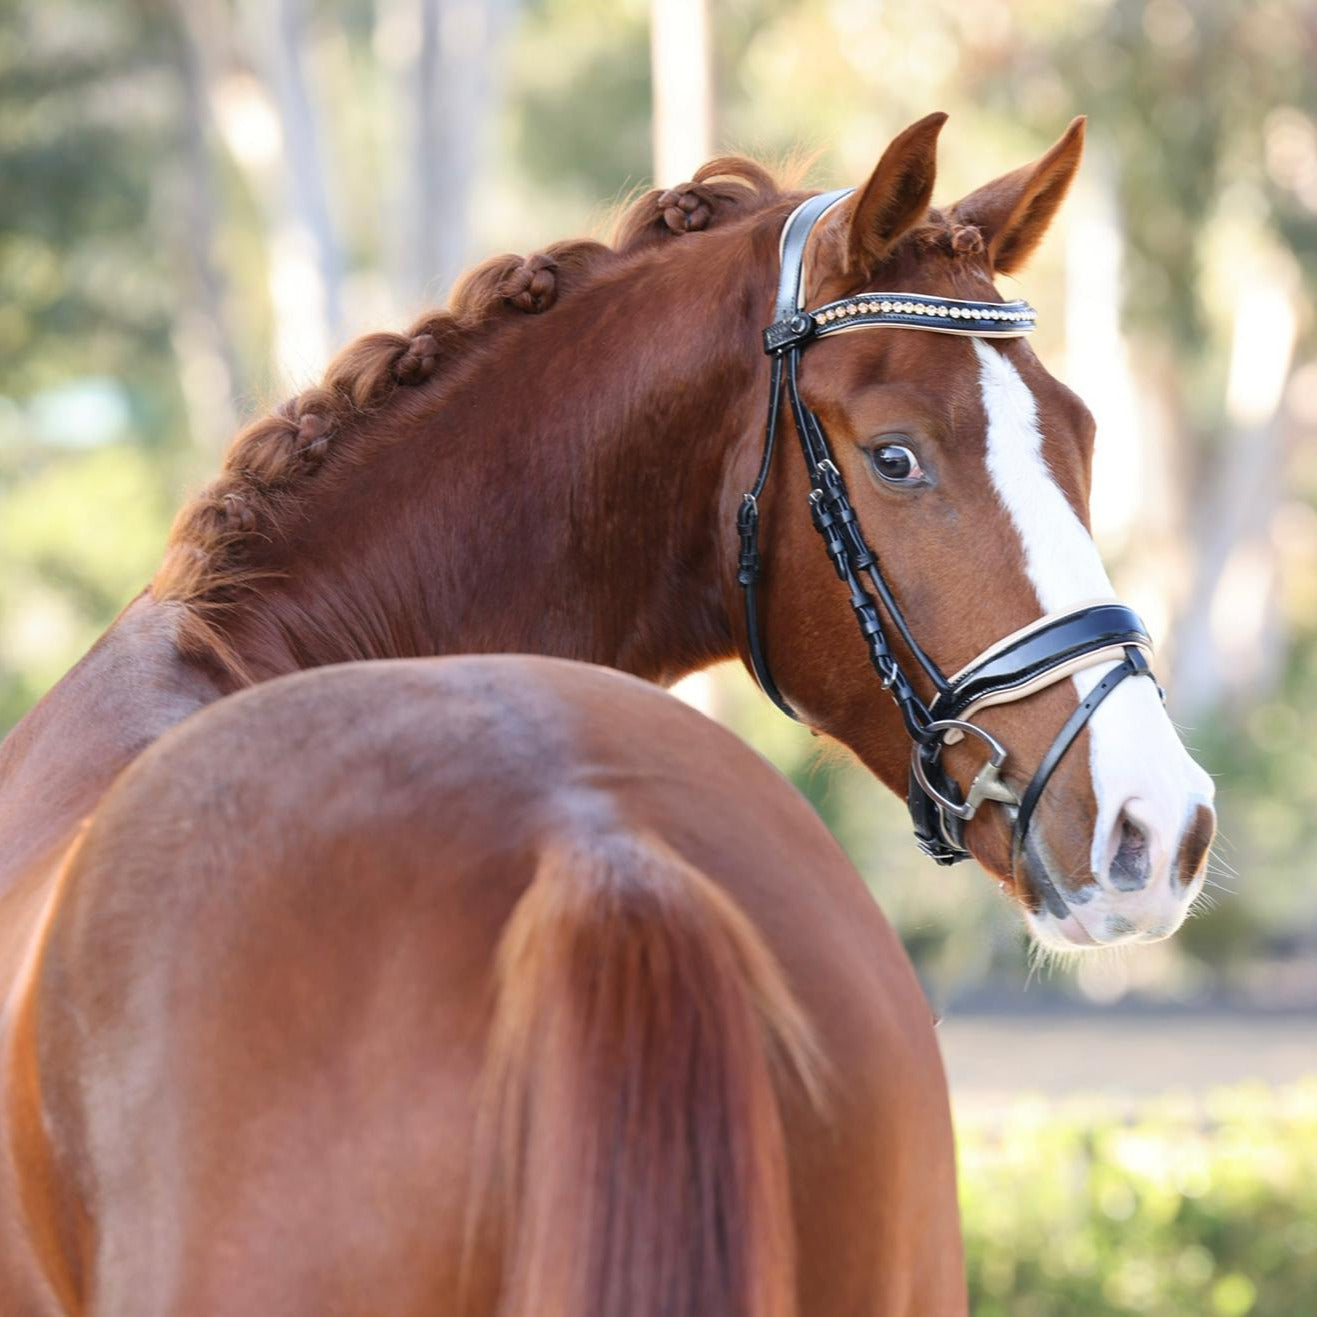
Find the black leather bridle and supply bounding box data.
[736,189,1159,870]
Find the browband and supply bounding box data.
[762,190,1036,355]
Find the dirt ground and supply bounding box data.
[936,1008,1317,1106]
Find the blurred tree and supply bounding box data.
[396,0,517,299]
[0,0,181,404]
[650,0,712,184]
[507,0,651,201]
[966,0,1317,719]
[707,0,1317,989]
[0,0,187,727]
[3,0,1317,1002]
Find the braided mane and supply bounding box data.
[152,157,789,662]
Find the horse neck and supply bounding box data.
[0,219,783,915]
[213,226,779,686]
[0,595,220,925]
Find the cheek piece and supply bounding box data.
[736,189,1159,873]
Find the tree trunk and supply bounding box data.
[167,1,243,455]
[236,0,343,383]
[1170,279,1297,717]
[389,0,517,307]
[649,0,713,186]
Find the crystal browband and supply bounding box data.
[762,293,1036,353]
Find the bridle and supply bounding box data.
[736,189,1159,874]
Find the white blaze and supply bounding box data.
[971,338,1213,886]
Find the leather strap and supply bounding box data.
[773,189,853,320]
[737,193,848,719]
[1011,647,1154,867]
[741,572,794,718]
[737,354,798,719]
[932,604,1152,722]
[907,763,966,863]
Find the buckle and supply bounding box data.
[762,313,816,355]
[915,834,970,866]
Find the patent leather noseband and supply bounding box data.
[736,189,1159,867]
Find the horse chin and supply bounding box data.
[1022,905,1103,951]
[1012,840,1204,952]
[1001,834,1112,951]
[1022,900,1191,952]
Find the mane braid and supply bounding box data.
[151,157,793,673]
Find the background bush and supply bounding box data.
[961,1083,1317,1316]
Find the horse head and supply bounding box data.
[735,114,1216,949]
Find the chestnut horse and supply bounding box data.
[4,655,963,1315]
[1,113,1216,1308]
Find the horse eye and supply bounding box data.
[870,442,924,485]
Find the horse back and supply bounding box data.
[6,656,964,1316]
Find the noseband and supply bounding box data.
[737,189,1159,868]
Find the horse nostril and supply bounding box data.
[1175,803,1216,889]
[1107,808,1152,891]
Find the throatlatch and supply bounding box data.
[737,189,1158,867]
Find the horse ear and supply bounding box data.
[951,117,1086,275]
[846,112,948,276]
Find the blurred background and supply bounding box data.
[1,0,1314,1310]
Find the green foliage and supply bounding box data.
[0,0,194,736]
[0,0,184,402]
[960,1083,1317,1316]
[510,0,652,200]
[975,0,1317,429]
[0,442,176,730]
